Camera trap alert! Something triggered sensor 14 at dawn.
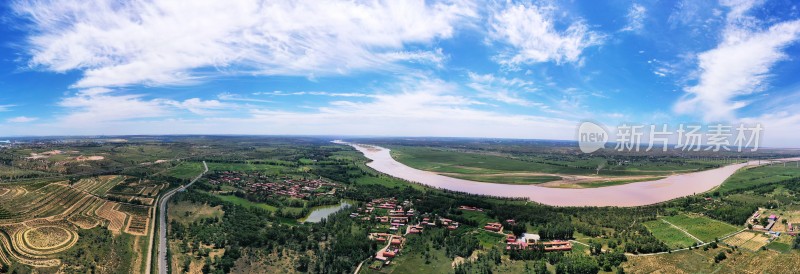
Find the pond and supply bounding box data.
[301,201,352,223]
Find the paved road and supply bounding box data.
[631,228,746,256]
[155,161,208,274]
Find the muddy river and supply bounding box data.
[338,141,798,207]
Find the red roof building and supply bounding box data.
[484,222,503,232]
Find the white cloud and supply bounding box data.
[6,116,38,123]
[58,88,170,123]
[740,111,800,148]
[161,98,232,115]
[488,2,603,66]
[57,88,234,124]
[674,1,800,121]
[15,76,575,140]
[0,105,14,112]
[14,0,477,88]
[241,77,572,138]
[253,91,375,98]
[466,72,541,106]
[621,4,647,32]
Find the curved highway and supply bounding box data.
[150,161,207,274]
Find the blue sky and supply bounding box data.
[1,0,800,147]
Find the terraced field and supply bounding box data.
[119,204,150,235]
[95,201,128,234]
[72,175,125,196]
[0,220,77,268]
[0,177,161,269]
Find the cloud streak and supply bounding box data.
[6,116,37,123]
[621,4,647,32]
[674,1,800,121]
[14,0,477,88]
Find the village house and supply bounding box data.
[459,205,483,211]
[408,225,424,234]
[788,222,799,236]
[506,239,572,252]
[382,250,396,258]
[506,235,517,243]
[484,222,503,232]
[390,237,403,246]
[447,222,459,230]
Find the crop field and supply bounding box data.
[723,231,769,251]
[643,220,698,249]
[624,245,800,273]
[663,214,741,243]
[766,240,793,253]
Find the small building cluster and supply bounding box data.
[787,222,799,236]
[505,233,573,252]
[368,233,407,269]
[458,205,484,211]
[750,212,779,232]
[207,171,339,199]
[484,222,503,232]
[357,197,463,270]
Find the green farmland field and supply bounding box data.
[663,214,740,243]
[643,220,699,249]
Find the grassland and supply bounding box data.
[206,162,288,173]
[474,230,505,249]
[445,173,560,185]
[718,162,800,193]
[205,192,277,211]
[643,220,698,249]
[663,214,741,243]
[168,200,224,225]
[766,240,793,253]
[390,146,595,176]
[166,162,206,179]
[458,210,496,226]
[389,146,723,186]
[366,246,453,274]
